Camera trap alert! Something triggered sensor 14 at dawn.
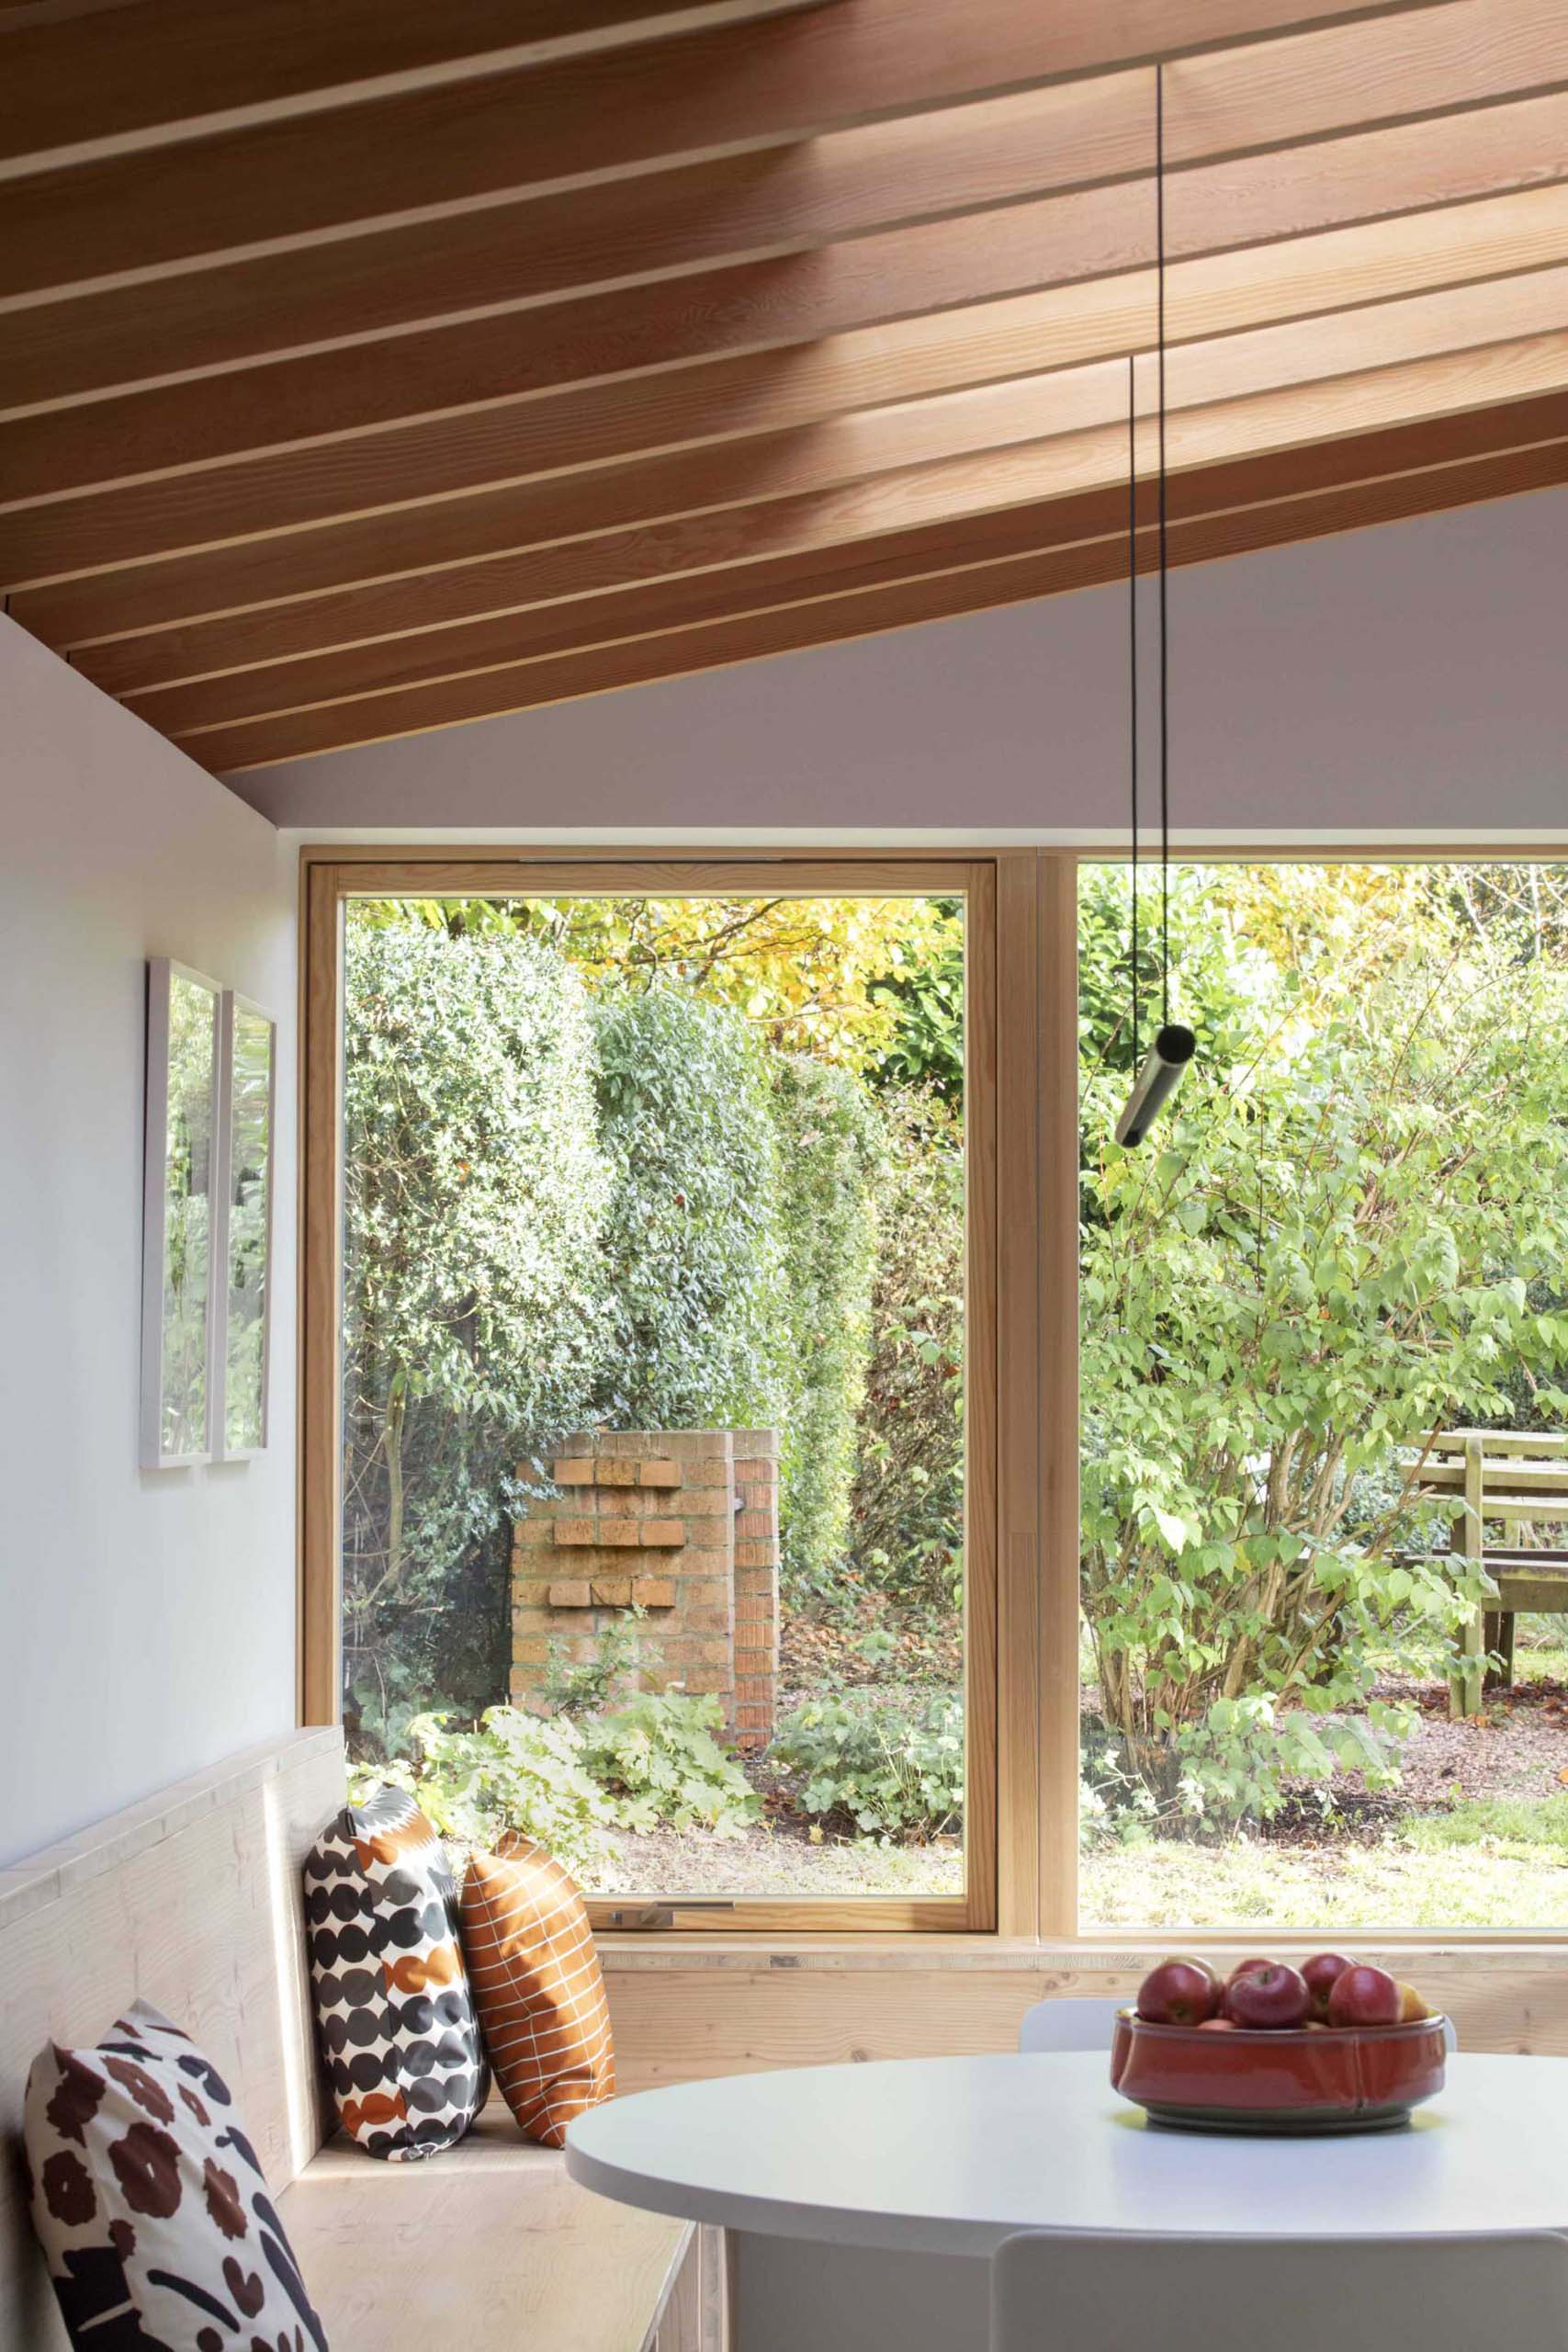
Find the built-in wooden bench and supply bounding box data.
[0,1729,705,2351]
[1414,1430,1568,1715]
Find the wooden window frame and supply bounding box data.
[301,842,1568,1951]
[298,846,1075,1936]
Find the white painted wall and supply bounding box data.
[0,616,298,1866]
[228,488,1568,842]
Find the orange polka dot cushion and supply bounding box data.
[460,1839,615,2146]
[23,1998,330,2350]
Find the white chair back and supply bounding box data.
[1016,1997,1124,2053]
[990,2229,1568,2352]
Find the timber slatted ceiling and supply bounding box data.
[2,0,1566,773]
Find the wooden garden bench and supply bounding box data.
[0,1729,709,2352]
[1412,1430,1568,1717]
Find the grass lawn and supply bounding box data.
[1081,1795,1568,1930]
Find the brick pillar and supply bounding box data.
[730,1429,781,1754]
[511,1430,741,1724]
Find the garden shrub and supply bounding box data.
[1079,885,1568,1826]
[592,985,785,1430]
[772,1690,964,1841]
[849,1088,964,1608]
[769,1054,885,1597]
[343,919,611,1734]
[578,1690,761,1837]
[349,1707,614,1883]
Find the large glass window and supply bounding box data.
[337,881,983,1921]
[1078,861,1568,1931]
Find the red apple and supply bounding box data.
[1135,1959,1224,2026]
[1224,1956,1274,1987]
[1326,1964,1403,2029]
[1224,1962,1312,2030]
[1165,1953,1222,1984]
[1301,1951,1357,2022]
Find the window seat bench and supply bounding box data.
[0,1728,704,2352]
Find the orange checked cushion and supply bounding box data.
[460,1840,615,2146]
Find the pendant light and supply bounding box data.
[1115,60,1195,1151]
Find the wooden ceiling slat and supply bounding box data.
[23,325,1568,682]
[80,389,1568,706]
[0,0,1518,303]
[9,175,1568,590]
[119,401,1568,738]
[0,0,823,170]
[186,432,1568,774]
[0,83,1145,411]
[9,0,1567,757]
[7,267,1565,643]
[6,1,1562,416]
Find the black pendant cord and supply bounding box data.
[1128,353,1140,1073]
[1156,58,1171,1032]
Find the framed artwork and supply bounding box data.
[214,990,276,1458]
[141,959,222,1468]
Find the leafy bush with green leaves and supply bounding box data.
[579,1690,761,1837]
[850,1087,964,1608]
[769,1054,886,1597]
[592,985,785,1430]
[1080,876,1568,1824]
[347,1707,614,1883]
[343,917,610,1715]
[772,1690,964,1842]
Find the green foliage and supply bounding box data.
[769,1055,886,1596]
[579,1690,761,1836]
[772,1690,964,1841]
[592,985,785,1430]
[867,898,966,1107]
[543,1610,647,1718]
[1080,873,1568,1826]
[343,920,610,1703]
[850,1088,964,1607]
[348,1707,614,1884]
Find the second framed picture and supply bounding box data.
[140,961,276,1468]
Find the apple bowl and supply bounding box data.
[1110,2009,1449,2134]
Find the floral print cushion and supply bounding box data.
[23,1999,329,2352]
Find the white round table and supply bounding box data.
[567,2052,1568,2352]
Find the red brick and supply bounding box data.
[735,1510,775,1540]
[634,1518,685,1547]
[547,1580,592,1609]
[593,1457,637,1486]
[683,1605,732,1634]
[514,1518,556,1549]
[637,1459,683,1488]
[553,1518,596,1546]
[552,1457,596,1485]
[591,1576,635,1607]
[734,1540,774,1568]
[632,1577,677,1609]
[512,1637,550,1664]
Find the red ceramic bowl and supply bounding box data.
[1110,2009,1449,2134]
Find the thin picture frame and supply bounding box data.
[141,957,223,1469]
[212,989,276,1460]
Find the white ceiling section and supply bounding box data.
[226,488,1568,841]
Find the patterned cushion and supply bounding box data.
[304,1786,489,2161]
[23,1998,329,2352]
[460,1840,615,2147]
